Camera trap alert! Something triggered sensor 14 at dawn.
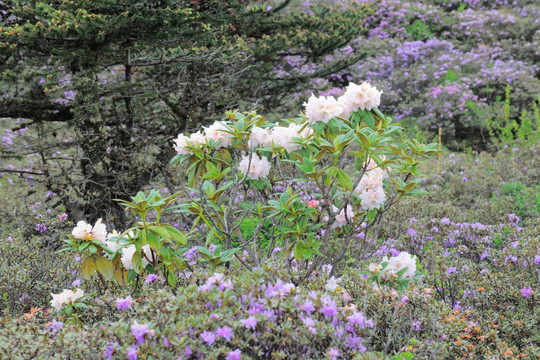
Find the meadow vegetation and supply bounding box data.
[0,1,538,359]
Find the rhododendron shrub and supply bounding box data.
[62,191,188,287]
[63,82,435,287]
[169,83,437,282]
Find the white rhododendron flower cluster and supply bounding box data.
[174,121,234,154]
[249,126,273,147]
[121,244,153,270]
[72,218,108,243]
[358,187,386,211]
[340,82,382,116]
[370,251,417,279]
[203,121,233,149]
[270,123,312,152]
[71,218,156,271]
[304,82,383,123]
[304,94,343,124]
[173,134,191,155]
[50,288,85,310]
[238,153,272,180]
[355,159,388,211]
[175,120,311,157]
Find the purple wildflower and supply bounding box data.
[127,346,138,360]
[200,330,215,345]
[116,296,135,311]
[227,349,242,360]
[446,267,457,275]
[401,296,409,304]
[328,348,340,359]
[35,223,47,233]
[319,296,337,318]
[45,320,63,337]
[300,299,315,313]
[145,274,158,283]
[215,326,234,341]
[271,247,282,254]
[347,311,367,328]
[240,316,257,330]
[102,341,118,360]
[131,321,154,345]
[521,286,533,298]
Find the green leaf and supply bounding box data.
[367,209,378,222]
[336,169,353,191]
[78,242,90,252]
[149,225,171,240]
[147,232,161,251]
[88,244,98,254]
[164,226,187,245]
[131,251,143,274]
[364,111,375,128]
[81,257,95,279]
[167,271,177,287]
[313,121,325,134]
[95,255,114,280]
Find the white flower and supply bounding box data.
[71,288,85,303]
[304,94,343,124]
[189,130,207,146]
[270,123,312,152]
[50,288,85,310]
[333,205,354,228]
[270,126,295,151]
[106,230,121,252]
[238,153,271,180]
[204,121,233,149]
[72,221,92,240]
[384,251,417,279]
[369,263,382,272]
[72,218,107,243]
[337,94,355,119]
[339,82,382,113]
[173,133,191,155]
[355,159,389,195]
[355,172,383,194]
[249,126,273,148]
[120,244,153,270]
[359,186,386,211]
[325,276,341,292]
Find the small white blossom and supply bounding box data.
[72,218,107,243]
[50,288,85,310]
[238,153,271,180]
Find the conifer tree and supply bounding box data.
[0,0,373,226]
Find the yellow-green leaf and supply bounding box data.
[95,255,114,280]
[81,257,95,279]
